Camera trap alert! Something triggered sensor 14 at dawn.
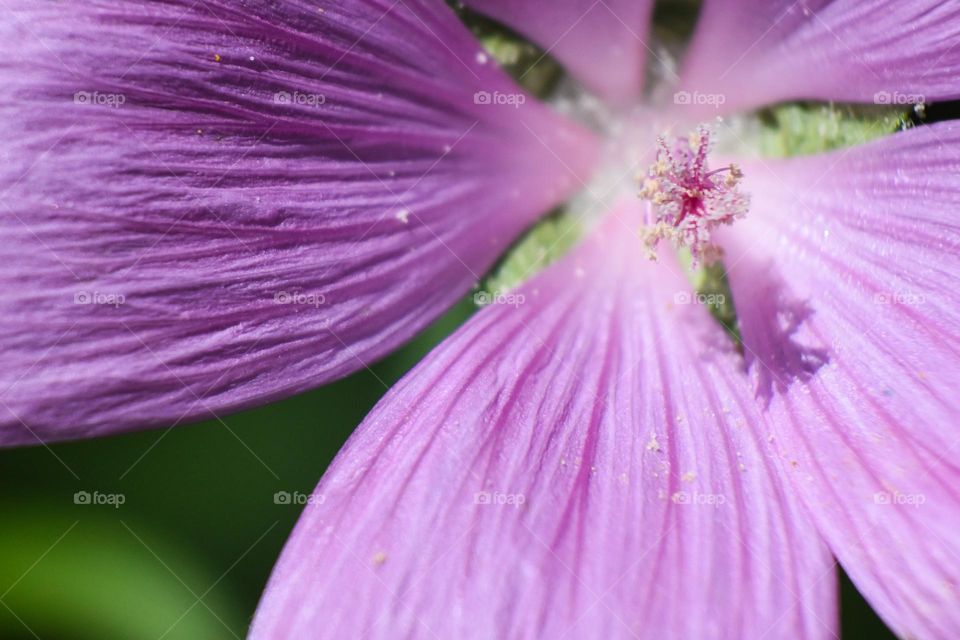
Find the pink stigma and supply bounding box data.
[637,126,749,267]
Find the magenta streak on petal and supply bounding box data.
[250,203,836,640]
[721,122,960,639]
[677,0,960,115]
[461,0,654,106]
[0,0,600,444]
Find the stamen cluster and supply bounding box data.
[638,126,749,267]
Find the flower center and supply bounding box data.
[637,126,749,267]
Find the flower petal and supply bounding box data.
[679,0,960,114]
[0,0,598,444]
[461,0,654,105]
[250,205,837,640]
[723,122,960,638]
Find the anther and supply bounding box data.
[637,126,749,267]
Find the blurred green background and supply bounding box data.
[0,293,897,638]
[0,301,477,639]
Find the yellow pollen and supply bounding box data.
[639,178,660,199]
[636,126,750,267]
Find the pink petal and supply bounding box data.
[0,0,598,444]
[679,0,960,114]
[251,204,837,640]
[462,0,654,105]
[723,122,960,638]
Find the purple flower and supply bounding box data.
[0,0,596,439]
[3,1,960,639]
